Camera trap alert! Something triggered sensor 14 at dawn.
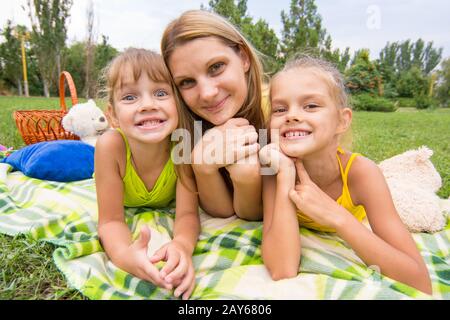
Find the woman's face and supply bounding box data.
[168,37,250,126]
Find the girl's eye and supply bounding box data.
[273,106,287,113]
[155,89,169,97]
[304,104,319,110]
[178,78,195,89]
[209,62,225,75]
[121,94,136,101]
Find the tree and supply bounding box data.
[377,39,443,98]
[206,0,280,73]
[63,41,85,94]
[379,39,442,76]
[92,35,118,97]
[280,0,327,62]
[0,21,23,95]
[63,35,118,99]
[206,0,248,27]
[345,49,382,95]
[378,41,399,90]
[241,18,280,73]
[26,0,73,97]
[423,41,443,75]
[436,58,450,107]
[321,35,350,73]
[396,66,428,98]
[85,0,96,99]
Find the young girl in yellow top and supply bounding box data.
[95,48,199,300]
[259,56,432,295]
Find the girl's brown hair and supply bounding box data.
[103,48,172,110]
[101,48,194,183]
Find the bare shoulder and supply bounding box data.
[95,129,126,175]
[347,154,387,205]
[96,129,125,153]
[347,155,380,179]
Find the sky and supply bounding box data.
[1,0,449,60]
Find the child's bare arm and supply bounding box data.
[151,167,200,299]
[173,168,200,255]
[95,132,132,259]
[289,158,431,294]
[337,157,432,294]
[95,132,168,288]
[260,145,301,280]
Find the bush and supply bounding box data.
[382,84,399,99]
[414,94,436,109]
[396,67,428,98]
[395,97,416,108]
[350,94,397,112]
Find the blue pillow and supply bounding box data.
[1,140,95,182]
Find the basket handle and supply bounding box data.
[59,71,78,111]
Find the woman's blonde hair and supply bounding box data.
[270,55,353,149]
[161,10,266,138]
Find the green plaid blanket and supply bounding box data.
[0,163,448,300]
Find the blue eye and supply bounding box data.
[155,89,168,97]
[122,94,136,101]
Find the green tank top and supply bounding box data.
[117,128,177,208]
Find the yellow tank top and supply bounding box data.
[296,148,367,233]
[117,128,177,208]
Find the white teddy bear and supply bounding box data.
[379,146,449,233]
[62,99,109,147]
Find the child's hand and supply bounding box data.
[192,118,259,172]
[150,240,196,300]
[288,160,349,229]
[124,226,172,290]
[259,143,295,176]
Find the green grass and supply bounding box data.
[352,109,450,198]
[0,234,85,300]
[0,95,449,299]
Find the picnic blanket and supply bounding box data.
[0,162,448,300]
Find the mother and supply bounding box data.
[161,10,266,220]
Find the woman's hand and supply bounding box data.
[150,240,196,300]
[119,226,172,290]
[191,118,259,173]
[225,152,261,183]
[288,160,350,229]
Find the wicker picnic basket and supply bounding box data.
[14,71,81,145]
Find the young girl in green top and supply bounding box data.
[95,48,199,300]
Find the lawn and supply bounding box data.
[0,95,449,299]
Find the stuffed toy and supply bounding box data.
[379,146,449,233]
[62,99,109,147]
